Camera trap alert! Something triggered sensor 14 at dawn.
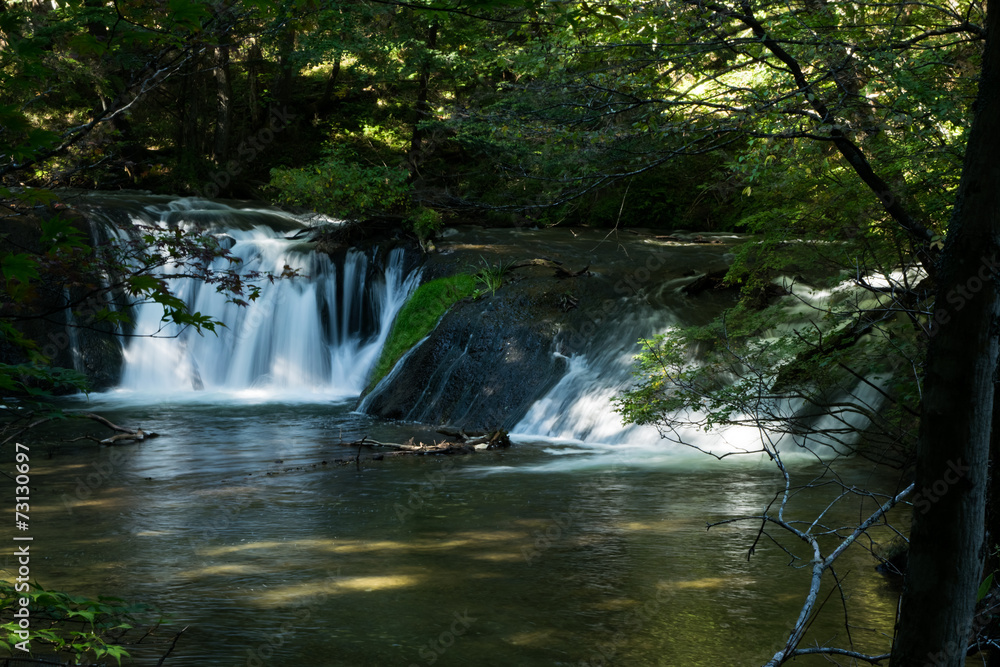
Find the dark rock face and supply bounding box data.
[72,327,125,390]
[361,287,568,431]
[360,226,738,431]
[0,210,127,393]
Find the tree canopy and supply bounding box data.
[3,0,999,663]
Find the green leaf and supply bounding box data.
[167,0,210,27]
[2,253,40,282]
[69,609,97,622]
[978,572,994,602]
[67,32,107,56]
[41,217,88,249]
[128,274,162,293]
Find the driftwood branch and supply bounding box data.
[346,430,511,457]
[508,258,592,279]
[155,625,188,667]
[763,482,914,666]
[77,413,159,445]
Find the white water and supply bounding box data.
[108,200,419,402]
[83,198,885,470]
[509,307,771,468]
[511,350,785,470]
[511,276,890,470]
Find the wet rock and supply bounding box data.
[361,289,568,431]
[359,226,738,430]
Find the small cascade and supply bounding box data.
[513,312,672,448]
[511,277,889,467]
[92,198,419,401]
[511,336,772,466]
[507,305,760,467]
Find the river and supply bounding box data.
[23,395,904,666]
[9,196,906,665]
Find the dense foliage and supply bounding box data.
[1,0,994,662]
[2,0,981,233]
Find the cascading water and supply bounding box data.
[35,211,905,667]
[514,310,676,447]
[511,273,890,467]
[73,200,885,461]
[509,313,775,468]
[92,197,420,401]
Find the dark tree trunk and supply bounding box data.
[213,43,232,163]
[274,26,297,114]
[319,54,342,112]
[891,0,1000,662]
[176,58,204,163]
[987,388,1000,666]
[409,22,438,171]
[246,41,264,127]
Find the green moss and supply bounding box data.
[366,274,477,391]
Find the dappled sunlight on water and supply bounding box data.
[9,400,906,666]
[252,575,425,606]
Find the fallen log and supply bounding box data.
[67,413,160,445]
[436,426,487,441]
[99,429,155,445]
[346,430,511,457]
[554,265,590,279]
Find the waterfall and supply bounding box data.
[513,310,673,448]
[71,200,887,460]
[505,303,753,467]
[510,327,774,465]
[510,276,889,466]
[97,198,419,401]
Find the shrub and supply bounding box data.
[408,206,443,243]
[269,149,410,219]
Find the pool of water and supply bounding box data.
[8,395,905,666]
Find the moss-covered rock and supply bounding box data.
[360,283,568,431]
[366,274,477,392]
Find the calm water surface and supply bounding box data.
[12,395,905,666]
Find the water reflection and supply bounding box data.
[5,400,904,666]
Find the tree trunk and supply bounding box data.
[319,54,342,112]
[409,22,438,171]
[175,56,207,163]
[890,0,1000,662]
[213,43,232,164]
[274,26,297,114]
[987,388,1000,666]
[246,40,264,127]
